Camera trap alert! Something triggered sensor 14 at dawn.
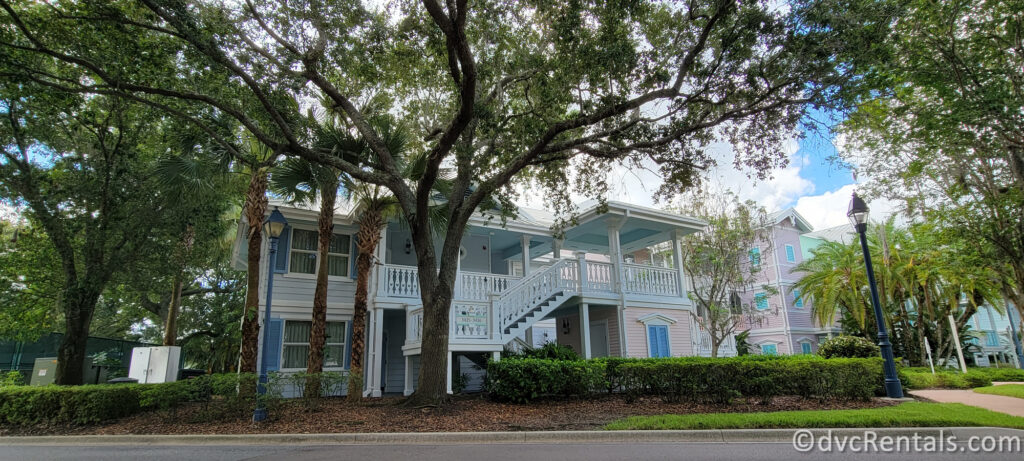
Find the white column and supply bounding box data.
[576,251,588,293]
[671,230,686,298]
[370,308,385,397]
[492,351,501,361]
[446,351,454,394]
[580,303,592,359]
[521,235,532,275]
[607,219,623,293]
[403,355,413,396]
[552,238,563,259]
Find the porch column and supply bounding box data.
[362,309,376,397]
[580,303,592,359]
[607,219,624,292]
[370,308,385,397]
[521,235,532,276]
[671,229,686,298]
[375,228,389,296]
[576,251,588,293]
[446,351,454,394]
[492,350,501,361]
[552,238,563,259]
[403,355,413,396]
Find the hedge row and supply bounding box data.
[485,355,889,403]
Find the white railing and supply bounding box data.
[381,264,420,299]
[496,259,580,332]
[622,263,679,297]
[585,261,615,292]
[407,309,424,343]
[459,272,521,301]
[451,301,490,339]
[691,322,737,357]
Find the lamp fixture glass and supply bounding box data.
[263,207,288,239]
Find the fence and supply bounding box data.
[0,333,155,384]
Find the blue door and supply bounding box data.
[647,325,670,358]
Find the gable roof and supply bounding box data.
[803,223,856,244]
[768,208,813,233]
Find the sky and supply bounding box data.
[534,108,902,232]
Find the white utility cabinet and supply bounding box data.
[128,346,181,383]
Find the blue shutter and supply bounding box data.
[656,326,670,357]
[755,293,768,310]
[786,245,795,262]
[274,226,291,273]
[647,325,658,357]
[350,235,359,279]
[801,342,811,354]
[265,318,284,371]
[343,321,354,369]
[793,289,803,308]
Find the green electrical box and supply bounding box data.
[30,357,58,386]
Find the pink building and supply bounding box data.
[739,209,840,355]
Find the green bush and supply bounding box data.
[504,343,581,361]
[484,358,605,403]
[901,369,994,389]
[0,385,141,425]
[1,371,24,387]
[485,355,884,403]
[818,335,880,359]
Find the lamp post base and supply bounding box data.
[252,407,268,422]
[884,379,904,399]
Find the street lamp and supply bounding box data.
[254,207,288,422]
[848,193,904,399]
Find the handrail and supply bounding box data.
[495,259,580,333]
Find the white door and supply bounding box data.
[589,321,610,358]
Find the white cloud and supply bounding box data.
[794,183,901,230]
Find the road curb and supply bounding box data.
[3,427,1024,445]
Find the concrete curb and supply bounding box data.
[2,427,1024,446]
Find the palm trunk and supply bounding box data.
[348,210,384,400]
[163,224,195,346]
[305,186,337,398]
[240,169,268,373]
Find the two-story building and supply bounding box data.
[234,199,728,396]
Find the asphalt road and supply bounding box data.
[2,442,1022,461]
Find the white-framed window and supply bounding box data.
[282,320,347,369]
[755,292,769,310]
[289,229,351,277]
[785,244,795,262]
[749,247,761,267]
[801,341,812,354]
[637,314,677,358]
[760,343,778,355]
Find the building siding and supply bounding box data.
[623,307,693,358]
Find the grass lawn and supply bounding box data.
[975,384,1024,400]
[605,402,1024,430]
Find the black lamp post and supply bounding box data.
[254,207,288,422]
[848,193,904,399]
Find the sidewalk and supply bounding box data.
[909,390,1024,417]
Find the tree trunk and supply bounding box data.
[348,210,383,400]
[55,287,101,385]
[305,186,337,398]
[240,169,268,373]
[163,224,195,346]
[406,227,458,406]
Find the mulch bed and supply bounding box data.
[0,394,900,436]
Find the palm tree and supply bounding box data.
[793,240,870,332]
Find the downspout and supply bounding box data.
[770,226,793,354]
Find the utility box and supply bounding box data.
[29,357,58,386]
[128,346,181,384]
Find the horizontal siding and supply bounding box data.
[623,307,693,358]
[588,307,621,357]
[271,274,355,307]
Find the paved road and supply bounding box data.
[3,442,1022,461]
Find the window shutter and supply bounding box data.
[657,326,670,357]
[647,325,658,357]
[274,226,291,273]
[786,245,795,262]
[350,235,359,280]
[343,321,354,369]
[265,318,284,371]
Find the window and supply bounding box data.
[749,247,761,267]
[785,244,795,262]
[793,289,804,308]
[282,320,347,369]
[289,229,351,277]
[755,292,769,310]
[760,344,778,355]
[647,325,671,358]
[801,342,812,354]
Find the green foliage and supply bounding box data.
[0,371,25,387]
[486,355,884,404]
[900,369,993,390]
[974,385,1024,400]
[452,373,469,395]
[818,335,880,359]
[505,343,581,361]
[735,331,751,356]
[0,385,141,425]
[483,358,606,403]
[605,402,1024,430]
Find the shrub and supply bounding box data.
[818,335,880,359]
[0,385,141,425]
[901,369,993,389]
[504,343,581,361]
[484,358,605,403]
[0,371,24,387]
